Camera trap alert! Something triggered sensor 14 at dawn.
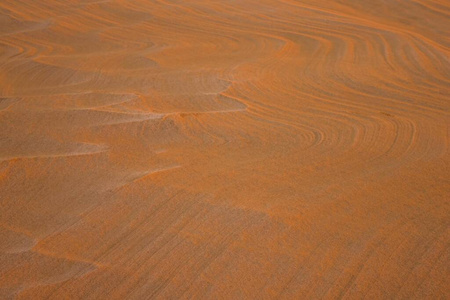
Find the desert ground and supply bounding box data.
[0,0,449,299]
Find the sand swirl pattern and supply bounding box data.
[0,0,449,299]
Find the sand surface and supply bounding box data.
[0,0,449,299]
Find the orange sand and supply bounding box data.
[0,0,449,299]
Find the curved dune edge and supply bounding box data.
[0,0,449,299]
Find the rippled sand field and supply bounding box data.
[0,0,449,299]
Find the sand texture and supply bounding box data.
[0,0,449,299]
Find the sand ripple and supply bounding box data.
[0,0,449,299]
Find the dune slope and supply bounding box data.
[0,0,449,299]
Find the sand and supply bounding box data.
[0,0,449,299]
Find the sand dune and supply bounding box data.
[0,0,449,299]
